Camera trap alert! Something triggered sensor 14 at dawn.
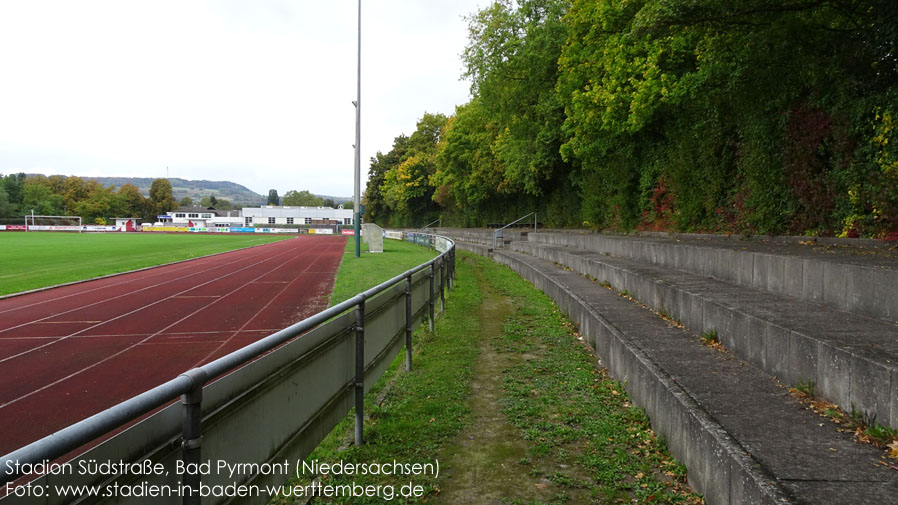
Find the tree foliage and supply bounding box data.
[149,178,175,216]
[367,0,580,228]
[366,0,898,237]
[363,114,449,226]
[0,174,154,222]
[267,189,280,206]
[282,190,323,206]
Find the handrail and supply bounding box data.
[421,217,441,231]
[493,212,537,249]
[1,233,455,499]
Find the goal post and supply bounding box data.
[25,214,83,232]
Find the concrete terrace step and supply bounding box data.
[431,227,529,248]
[491,248,898,505]
[529,232,898,325]
[511,240,898,430]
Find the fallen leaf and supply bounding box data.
[888,440,898,459]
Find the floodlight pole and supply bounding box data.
[353,0,362,258]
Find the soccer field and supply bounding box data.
[0,232,292,296]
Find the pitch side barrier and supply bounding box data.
[1,232,455,505]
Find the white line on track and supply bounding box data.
[190,242,332,366]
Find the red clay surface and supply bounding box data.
[0,235,347,455]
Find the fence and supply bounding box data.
[1,233,455,505]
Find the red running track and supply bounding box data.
[0,235,347,455]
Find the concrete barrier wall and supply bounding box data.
[529,232,898,325]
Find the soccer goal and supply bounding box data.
[25,214,83,232]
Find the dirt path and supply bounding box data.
[431,268,593,505]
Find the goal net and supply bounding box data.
[25,215,82,232]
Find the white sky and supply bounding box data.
[0,0,484,198]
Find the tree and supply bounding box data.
[322,198,335,208]
[23,178,63,215]
[375,113,448,226]
[282,190,323,206]
[267,189,280,205]
[462,0,570,196]
[0,187,12,218]
[432,99,508,225]
[1,174,25,213]
[179,197,193,207]
[118,184,149,219]
[149,178,175,215]
[364,134,409,225]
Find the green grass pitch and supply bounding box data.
[0,233,292,296]
[328,236,437,307]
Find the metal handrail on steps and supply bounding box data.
[493,212,537,250]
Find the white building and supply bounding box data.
[239,206,354,227]
[166,207,243,228]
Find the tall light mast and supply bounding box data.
[353,0,362,258]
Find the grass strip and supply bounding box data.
[273,251,700,504]
[0,233,291,295]
[272,245,478,505]
[481,256,701,504]
[328,237,438,306]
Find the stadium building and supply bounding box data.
[166,206,244,228]
[239,206,354,227]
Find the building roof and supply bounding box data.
[172,206,220,216]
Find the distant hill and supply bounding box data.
[26,174,349,207]
[86,177,266,206]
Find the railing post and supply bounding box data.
[451,249,456,288]
[439,258,446,313]
[354,298,366,446]
[447,249,453,289]
[405,274,413,372]
[428,263,435,332]
[180,368,207,505]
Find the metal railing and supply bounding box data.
[1,233,455,505]
[420,217,441,232]
[493,212,537,250]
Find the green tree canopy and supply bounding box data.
[375,113,448,226]
[119,184,150,219]
[282,190,323,206]
[149,178,175,215]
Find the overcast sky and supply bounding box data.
[0,0,485,198]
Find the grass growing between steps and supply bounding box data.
[481,258,701,505]
[272,251,700,504]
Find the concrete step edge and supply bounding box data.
[492,248,898,505]
[526,231,898,325]
[509,240,898,431]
